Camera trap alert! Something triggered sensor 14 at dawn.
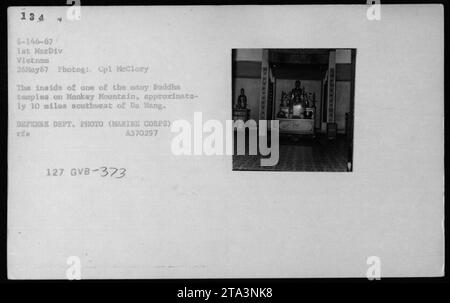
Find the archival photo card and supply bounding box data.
[7,4,444,279]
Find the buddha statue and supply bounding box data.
[237,88,247,109]
[290,80,306,118]
[290,80,303,105]
[280,91,287,107]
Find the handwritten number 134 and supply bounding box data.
[21,12,44,21]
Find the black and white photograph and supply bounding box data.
[232,48,355,172]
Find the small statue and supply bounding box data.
[290,80,306,118]
[277,108,286,118]
[290,80,303,105]
[237,88,247,109]
[280,91,287,107]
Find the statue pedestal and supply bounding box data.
[233,109,250,122]
[278,108,315,136]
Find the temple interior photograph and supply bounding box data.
[232,48,356,172]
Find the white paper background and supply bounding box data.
[8,5,444,278]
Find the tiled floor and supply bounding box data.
[232,133,351,172]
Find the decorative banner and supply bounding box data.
[259,66,268,120]
[259,50,269,121]
[327,67,336,123]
